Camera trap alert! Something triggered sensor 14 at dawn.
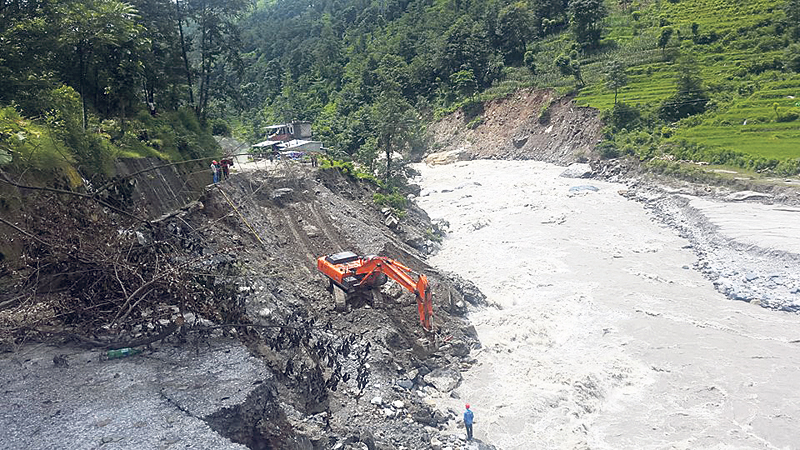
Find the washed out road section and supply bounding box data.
[414,160,800,449]
[0,338,265,449]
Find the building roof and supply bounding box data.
[252,140,282,148]
[279,139,316,149]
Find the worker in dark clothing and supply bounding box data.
[220,159,231,179]
[464,404,474,441]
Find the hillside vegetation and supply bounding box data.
[576,0,800,175]
[3,0,800,188]
[0,0,236,184]
[236,0,800,178]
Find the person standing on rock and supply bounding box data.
[464,404,474,441]
[211,160,219,184]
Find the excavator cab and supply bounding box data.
[317,252,434,331]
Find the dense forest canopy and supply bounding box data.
[2,0,800,184]
[0,0,247,180]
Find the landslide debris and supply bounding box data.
[0,160,493,449]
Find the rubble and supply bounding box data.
[0,163,486,449]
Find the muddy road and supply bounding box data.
[414,160,800,449]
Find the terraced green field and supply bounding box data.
[575,0,800,164]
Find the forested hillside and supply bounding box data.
[237,0,800,178]
[0,0,245,182]
[3,0,800,185]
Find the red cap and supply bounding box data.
[465,404,470,409]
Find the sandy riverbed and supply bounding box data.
[414,160,800,450]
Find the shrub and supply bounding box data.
[466,116,483,129]
[776,108,800,122]
[538,100,554,124]
[597,140,619,159]
[602,102,641,130]
[524,51,537,73]
[211,119,232,137]
[373,192,407,211]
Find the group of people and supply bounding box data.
[210,159,232,184]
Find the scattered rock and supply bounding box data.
[370,396,383,406]
[380,280,404,300]
[424,149,472,165]
[512,135,528,148]
[392,400,405,409]
[271,188,294,200]
[52,354,68,368]
[569,185,599,193]
[385,215,399,229]
[303,224,320,238]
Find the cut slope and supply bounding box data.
[427,90,603,165]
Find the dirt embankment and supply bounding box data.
[426,89,603,165]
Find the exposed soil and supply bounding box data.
[426,90,602,166]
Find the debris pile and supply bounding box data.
[0,162,493,449]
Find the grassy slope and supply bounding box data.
[575,0,800,163]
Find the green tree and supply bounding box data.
[524,50,538,73]
[568,0,607,48]
[659,56,709,122]
[785,44,800,72]
[605,60,627,104]
[438,16,492,86]
[449,70,478,101]
[188,0,250,122]
[495,2,533,64]
[0,0,61,112]
[785,0,800,37]
[555,54,584,86]
[55,0,143,129]
[371,88,417,186]
[658,27,674,57]
[129,0,189,114]
[530,0,568,37]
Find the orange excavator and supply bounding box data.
[317,251,434,331]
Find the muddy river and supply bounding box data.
[414,160,800,449]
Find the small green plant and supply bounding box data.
[538,99,554,124]
[466,116,483,129]
[373,192,407,211]
[425,228,443,243]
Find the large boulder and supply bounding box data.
[424,149,472,166]
[560,163,593,179]
[423,367,462,392]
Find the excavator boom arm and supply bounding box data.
[317,253,434,330]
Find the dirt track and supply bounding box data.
[414,159,800,449]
